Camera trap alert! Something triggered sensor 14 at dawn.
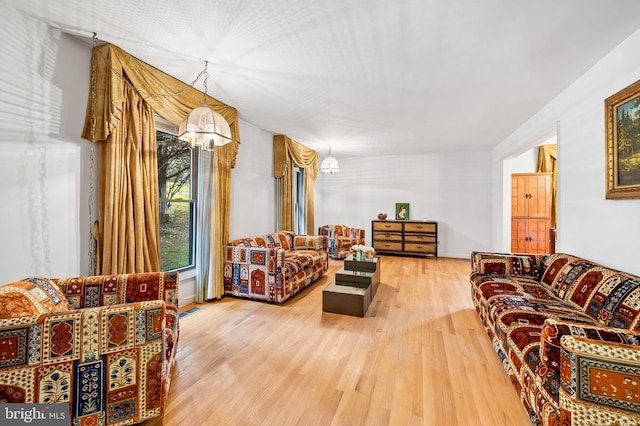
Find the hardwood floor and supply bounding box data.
[145,256,531,426]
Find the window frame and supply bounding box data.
[156,115,198,272]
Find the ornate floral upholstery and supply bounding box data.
[223,231,329,303]
[0,272,179,425]
[317,224,365,259]
[471,252,640,425]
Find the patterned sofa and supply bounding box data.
[0,272,179,425]
[471,252,640,425]
[223,231,328,303]
[318,224,365,259]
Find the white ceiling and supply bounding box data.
[8,0,640,158]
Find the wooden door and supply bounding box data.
[526,174,551,218]
[511,218,529,253]
[527,218,551,253]
[511,175,529,217]
[511,173,552,254]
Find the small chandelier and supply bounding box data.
[178,61,232,151]
[320,146,340,175]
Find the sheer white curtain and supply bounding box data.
[195,151,217,302]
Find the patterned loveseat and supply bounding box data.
[318,224,365,259]
[471,252,640,425]
[0,272,179,425]
[223,231,328,303]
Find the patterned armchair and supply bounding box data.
[318,224,365,259]
[0,272,179,425]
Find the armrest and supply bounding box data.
[470,251,544,278]
[540,318,640,372]
[559,333,640,423]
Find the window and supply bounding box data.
[293,166,305,234]
[156,126,197,271]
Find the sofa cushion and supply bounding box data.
[472,275,554,302]
[471,252,543,278]
[268,232,294,251]
[283,250,323,278]
[561,268,640,330]
[0,276,72,318]
[540,254,640,330]
[540,253,598,297]
[293,235,323,251]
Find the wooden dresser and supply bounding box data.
[371,220,438,258]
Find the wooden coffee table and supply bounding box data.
[322,255,380,317]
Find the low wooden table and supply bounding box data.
[322,255,380,317]
[322,280,372,317]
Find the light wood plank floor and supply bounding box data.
[145,256,531,426]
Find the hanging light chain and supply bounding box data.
[88,32,97,275]
[202,61,209,104]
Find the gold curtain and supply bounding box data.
[95,83,160,273]
[82,43,240,278]
[212,145,234,298]
[273,134,318,234]
[536,144,557,228]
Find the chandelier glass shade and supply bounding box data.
[320,146,340,175]
[178,105,232,150]
[178,61,232,151]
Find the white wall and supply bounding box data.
[0,9,92,283]
[229,118,276,239]
[492,28,640,275]
[315,151,493,258]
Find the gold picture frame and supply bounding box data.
[605,78,640,199]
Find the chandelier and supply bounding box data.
[178,61,232,151]
[320,146,340,175]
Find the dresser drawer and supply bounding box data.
[404,222,436,233]
[404,233,436,243]
[373,241,403,251]
[373,221,402,232]
[373,231,402,241]
[404,243,436,254]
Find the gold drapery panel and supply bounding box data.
[273,135,318,234]
[536,144,557,228]
[82,43,240,279]
[213,146,233,299]
[97,83,161,273]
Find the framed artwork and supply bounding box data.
[395,203,410,220]
[605,78,640,199]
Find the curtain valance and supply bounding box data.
[81,43,241,167]
[273,134,318,180]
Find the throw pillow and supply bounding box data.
[473,253,539,278]
[0,276,72,319]
[293,235,322,251]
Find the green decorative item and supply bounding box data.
[395,203,409,220]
